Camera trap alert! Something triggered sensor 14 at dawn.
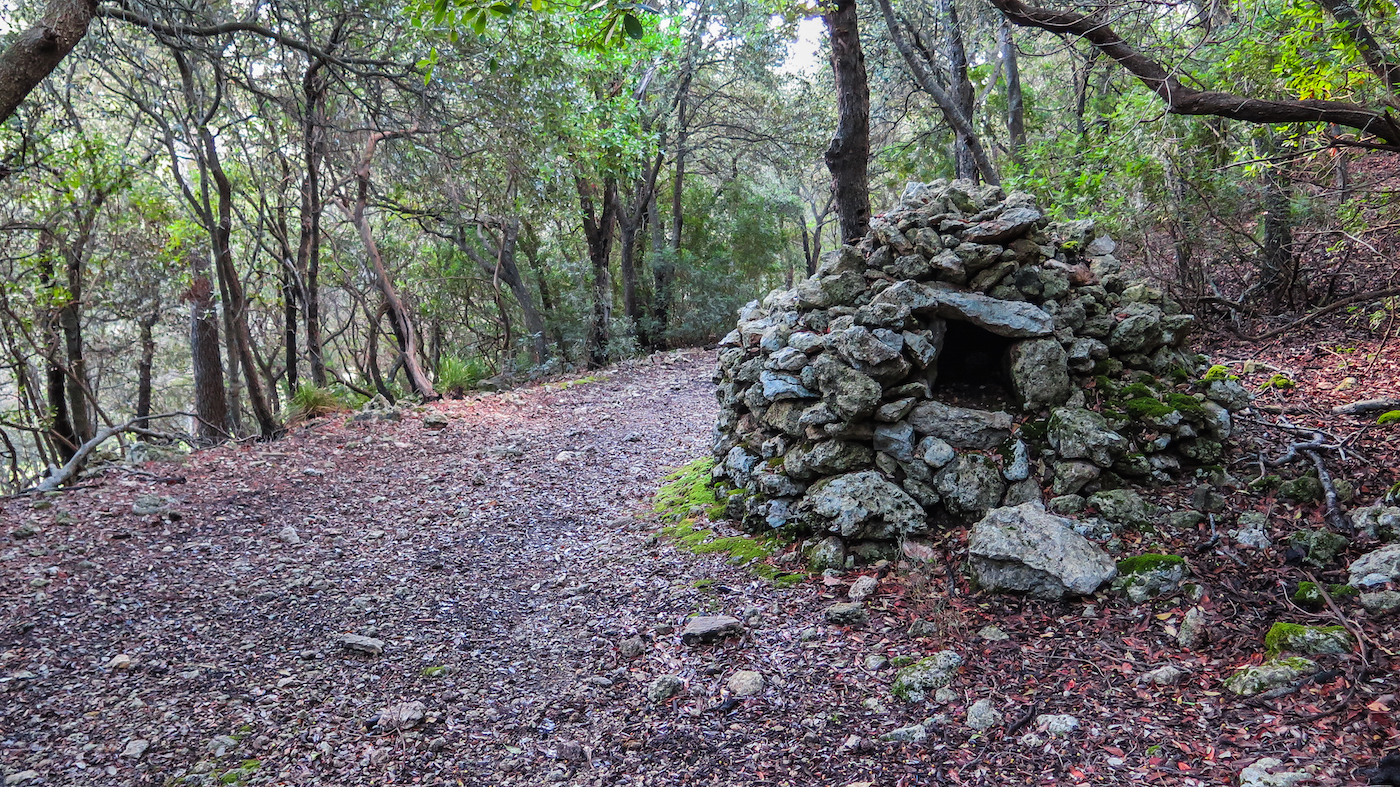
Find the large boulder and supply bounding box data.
[796,471,927,539]
[873,282,1054,338]
[1008,338,1071,407]
[906,401,1013,450]
[967,502,1118,599]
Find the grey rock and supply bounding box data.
[978,625,1010,641]
[1048,408,1126,468]
[1360,590,1400,616]
[132,494,176,517]
[121,739,150,759]
[1351,503,1400,541]
[1108,302,1164,352]
[965,698,1003,730]
[935,455,1006,518]
[1140,665,1184,686]
[810,355,883,420]
[831,325,902,367]
[1113,555,1187,603]
[808,536,846,571]
[680,615,744,645]
[768,346,810,372]
[760,370,816,401]
[881,723,927,743]
[1003,440,1031,482]
[799,471,926,539]
[873,422,916,462]
[277,525,302,545]
[726,670,765,697]
[4,772,40,785]
[962,207,1043,245]
[1290,529,1350,568]
[1205,378,1252,410]
[1239,758,1309,787]
[1087,489,1151,528]
[377,701,427,731]
[422,412,449,429]
[901,330,939,368]
[891,650,964,702]
[824,602,868,625]
[967,502,1118,599]
[787,440,872,479]
[336,634,386,656]
[1049,494,1085,515]
[1231,512,1272,549]
[619,636,648,659]
[916,436,956,468]
[647,674,684,703]
[1268,623,1352,656]
[1035,714,1080,736]
[1350,543,1400,586]
[873,281,1054,338]
[875,397,917,423]
[848,574,879,601]
[907,401,1013,449]
[1178,606,1208,649]
[1225,659,1317,696]
[1008,338,1071,407]
[1003,477,1042,506]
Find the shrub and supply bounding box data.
[437,356,487,398]
[289,384,350,421]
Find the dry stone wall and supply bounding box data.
[711,179,1250,563]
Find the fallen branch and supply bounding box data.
[1230,287,1400,342]
[25,412,199,493]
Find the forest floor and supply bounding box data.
[1,342,1397,787]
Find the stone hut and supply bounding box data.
[711,180,1250,562]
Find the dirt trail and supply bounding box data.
[0,351,873,786]
[2,350,1389,787]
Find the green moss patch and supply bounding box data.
[1292,582,1359,610]
[1379,410,1400,425]
[654,458,727,522]
[1200,364,1234,382]
[655,458,790,584]
[1264,622,1353,656]
[1116,554,1185,575]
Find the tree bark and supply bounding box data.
[345,130,438,399]
[135,301,160,431]
[823,0,873,243]
[1000,17,1027,161]
[35,231,77,462]
[187,274,230,442]
[456,221,547,364]
[576,176,619,368]
[298,38,340,389]
[935,0,977,180]
[0,0,96,124]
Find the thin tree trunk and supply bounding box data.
[36,231,77,462]
[135,301,160,430]
[204,125,280,438]
[1001,17,1027,162]
[187,274,229,442]
[521,223,564,362]
[344,129,437,399]
[298,49,334,388]
[823,0,872,243]
[646,189,669,350]
[936,0,977,180]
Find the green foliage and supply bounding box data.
[1116,554,1186,575]
[1261,374,1296,390]
[1201,365,1234,382]
[437,356,488,396]
[289,384,351,421]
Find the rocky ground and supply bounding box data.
[0,349,1395,787]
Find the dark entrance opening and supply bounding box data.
[932,320,1016,408]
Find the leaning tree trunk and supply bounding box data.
[204,127,280,438]
[345,130,437,399]
[823,0,872,243]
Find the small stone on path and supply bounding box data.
[336,634,386,656]
[376,701,426,730]
[824,602,868,625]
[977,625,1009,641]
[679,615,743,644]
[1140,665,1184,686]
[4,772,39,785]
[1035,714,1080,736]
[965,698,1002,730]
[848,575,878,601]
[121,739,150,759]
[1239,757,1309,787]
[726,670,764,696]
[278,525,301,544]
[106,654,133,670]
[647,674,684,703]
[619,636,648,658]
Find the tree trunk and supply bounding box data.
[521,223,564,362]
[345,130,437,399]
[576,176,619,368]
[646,188,669,350]
[823,0,872,243]
[936,0,977,180]
[187,274,230,442]
[0,0,96,124]
[1000,17,1026,161]
[135,301,159,430]
[204,126,280,438]
[36,231,77,462]
[457,221,547,364]
[1256,133,1295,301]
[299,53,332,388]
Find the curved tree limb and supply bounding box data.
[988,0,1400,150]
[26,412,212,493]
[0,0,97,124]
[874,0,1001,185]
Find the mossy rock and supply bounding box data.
[1112,554,1187,603]
[890,650,964,702]
[1264,622,1353,656]
[1292,582,1359,611]
[1224,658,1316,696]
[654,458,722,522]
[1278,475,1324,503]
[1287,529,1350,567]
[1116,553,1185,575]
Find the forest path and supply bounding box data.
[0,351,902,787]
